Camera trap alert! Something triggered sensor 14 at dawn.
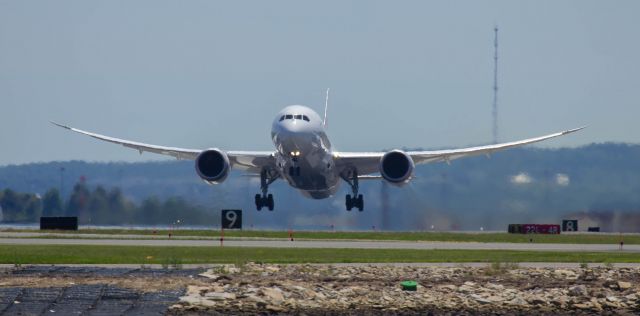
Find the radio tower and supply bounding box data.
[492,26,499,144]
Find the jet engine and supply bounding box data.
[379,150,414,184]
[195,149,230,184]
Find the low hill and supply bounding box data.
[1,143,639,231]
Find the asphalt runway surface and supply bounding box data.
[1,237,638,252]
[0,266,195,316]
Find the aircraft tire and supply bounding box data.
[255,194,262,211]
[267,194,274,211]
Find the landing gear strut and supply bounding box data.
[341,169,364,211]
[255,168,279,211]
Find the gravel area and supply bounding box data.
[2,264,640,315]
[172,263,640,315]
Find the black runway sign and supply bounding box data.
[562,219,578,232]
[221,210,242,229]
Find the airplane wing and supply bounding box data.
[51,122,275,173]
[334,127,585,175]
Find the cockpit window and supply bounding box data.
[281,114,310,122]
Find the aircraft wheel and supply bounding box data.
[357,194,364,211]
[255,194,263,211]
[267,194,274,211]
[345,194,353,211]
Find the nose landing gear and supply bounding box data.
[256,168,279,211]
[288,166,301,177]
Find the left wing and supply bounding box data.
[334,127,585,175]
[51,122,275,173]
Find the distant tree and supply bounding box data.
[0,189,22,222]
[88,186,109,225]
[0,189,41,222]
[107,188,134,225]
[42,188,63,216]
[137,197,162,224]
[67,182,90,223]
[24,195,42,221]
[161,197,186,225]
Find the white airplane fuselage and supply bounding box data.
[271,105,339,199]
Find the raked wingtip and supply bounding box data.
[564,126,587,134]
[50,121,71,130]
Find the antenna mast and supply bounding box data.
[492,26,499,144]
[323,88,330,128]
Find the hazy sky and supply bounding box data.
[1,1,638,166]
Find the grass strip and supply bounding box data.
[1,244,639,265]
[3,229,638,244]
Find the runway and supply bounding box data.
[1,237,637,252]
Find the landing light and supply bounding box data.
[290,151,301,157]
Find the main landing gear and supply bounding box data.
[255,194,274,211]
[255,168,279,211]
[342,169,364,211]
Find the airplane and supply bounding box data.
[52,101,584,212]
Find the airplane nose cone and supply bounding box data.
[280,119,308,133]
[272,120,317,155]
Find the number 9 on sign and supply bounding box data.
[222,210,242,229]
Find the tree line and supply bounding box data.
[2,143,640,230]
[0,180,216,225]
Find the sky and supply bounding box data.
[1,1,638,166]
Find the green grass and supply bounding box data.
[1,244,639,264]
[4,228,638,244]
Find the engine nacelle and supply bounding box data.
[195,149,230,184]
[379,150,414,184]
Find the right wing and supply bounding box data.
[407,126,586,165]
[334,127,585,175]
[51,122,275,173]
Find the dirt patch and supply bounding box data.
[0,266,208,293]
[0,275,206,293]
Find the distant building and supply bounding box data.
[511,172,533,184]
[556,173,570,186]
